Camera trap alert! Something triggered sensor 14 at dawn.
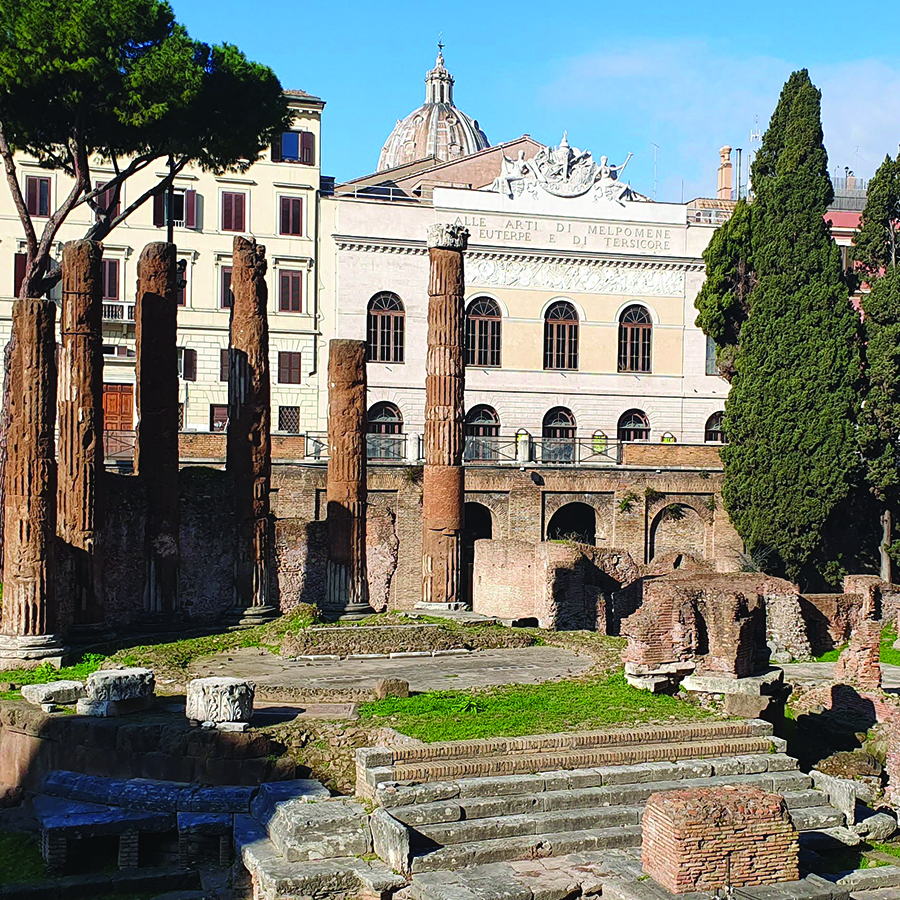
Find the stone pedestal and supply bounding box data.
[1,297,65,662]
[76,667,155,717]
[135,243,180,620]
[325,339,372,614]
[58,241,106,635]
[420,224,469,610]
[186,676,255,725]
[225,236,277,624]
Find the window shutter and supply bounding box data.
[102,259,120,301]
[184,190,197,229]
[280,197,290,235]
[222,193,233,231]
[300,132,315,165]
[235,193,245,232]
[221,267,233,308]
[153,192,165,227]
[182,348,197,381]
[25,178,37,215]
[291,199,302,234]
[14,253,27,296]
[271,136,283,163]
[220,348,229,382]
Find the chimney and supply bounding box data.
[717,146,733,200]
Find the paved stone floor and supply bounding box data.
[189,646,591,693]
[781,661,900,691]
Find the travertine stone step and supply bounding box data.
[823,864,900,891]
[266,797,371,862]
[409,823,643,873]
[789,805,852,831]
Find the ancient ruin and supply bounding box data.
[834,617,883,690]
[227,235,276,623]
[0,296,61,662]
[420,223,468,609]
[58,240,105,631]
[134,242,180,620]
[325,339,372,613]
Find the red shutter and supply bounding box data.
[300,132,315,166]
[271,136,283,163]
[25,178,37,216]
[182,348,197,381]
[234,193,245,232]
[220,348,229,382]
[280,197,290,235]
[102,259,119,301]
[153,192,165,227]
[221,267,233,308]
[13,253,27,296]
[293,199,302,234]
[184,189,197,229]
[222,192,233,231]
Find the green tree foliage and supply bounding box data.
[0,0,291,297]
[855,151,900,276]
[705,71,861,584]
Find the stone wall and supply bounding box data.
[641,786,799,893]
[472,540,537,621]
[801,593,862,654]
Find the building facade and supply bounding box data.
[0,89,325,455]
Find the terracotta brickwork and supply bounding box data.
[621,443,723,468]
[834,618,883,690]
[178,433,307,462]
[642,786,799,893]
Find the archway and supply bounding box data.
[650,503,705,560]
[463,502,494,605]
[546,502,596,545]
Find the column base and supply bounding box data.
[221,605,281,627]
[0,633,69,668]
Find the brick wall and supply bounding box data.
[622,443,723,468]
[178,432,307,462]
[472,540,536,621]
[642,786,799,893]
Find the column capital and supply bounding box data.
[427,223,469,251]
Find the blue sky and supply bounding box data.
[176,0,900,202]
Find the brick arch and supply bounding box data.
[542,492,613,544]
[649,503,706,561]
[464,492,508,539]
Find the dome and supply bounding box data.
[377,48,490,172]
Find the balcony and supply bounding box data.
[102,303,135,322]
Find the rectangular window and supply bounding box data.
[278,351,301,384]
[25,176,50,217]
[101,259,119,302]
[221,191,246,232]
[274,131,315,165]
[279,270,303,312]
[176,265,187,307]
[180,347,197,381]
[220,266,233,309]
[153,189,197,229]
[13,253,26,296]
[278,406,300,433]
[705,335,718,376]
[220,348,229,382]
[95,181,120,220]
[178,403,185,430]
[279,196,303,235]
[210,404,228,432]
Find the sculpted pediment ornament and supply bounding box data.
[489,134,642,204]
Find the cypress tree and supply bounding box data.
[703,71,862,585]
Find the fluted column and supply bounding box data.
[0,296,64,661]
[226,235,276,623]
[325,339,372,614]
[421,223,469,609]
[135,242,180,619]
[58,240,106,631]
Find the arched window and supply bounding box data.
[618,409,650,442]
[466,298,501,367]
[366,293,405,363]
[544,301,579,371]
[705,411,726,443]
[542,407,576,462]
[367,402,404,460]
[464,405,501,461]
[618,305,652,373]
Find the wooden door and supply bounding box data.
[103,383,133,431]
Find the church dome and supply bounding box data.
[377,48,490,172]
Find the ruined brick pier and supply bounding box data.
[58,241,105,631]
[420,223,469,609]
[226,236,276,623]
[135,242,180,619]
[0,296,64,661]
[325,339,372,613]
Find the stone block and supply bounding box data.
[371,807,410,873]
[22,681,85,706]
[189,785,255,813]
[186,676,255,724]
[85,668,155,702]
[177,811,232,835]
[76,695,155,717]
[724,693,771,718]
[250,779,331,824]
[374,677,410,700]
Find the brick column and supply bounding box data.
[135,242,180,619]
[58,240,107,632]
[420,223,469,609]
[226,236,277,623]
[0,297,65,663]
[325,339,372,614]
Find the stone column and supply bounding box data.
[420,223,469,609]
[135,242,180,620]
[58,240,106,633]
[0,297,65,662]
[325,339,372,614]
[226,236,276,623]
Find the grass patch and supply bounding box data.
[881,624,900,667]
[813,645,846,663]
[0,832,45,883]
[358,671,712,742]
[0,653,106,690]
[870,841,900,860]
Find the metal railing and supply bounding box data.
[463,436,518,464]
[532,438,622,465]
[366,433,406,462]
[303,431,328,460]
[102,303,135,322]
[332,185,425,203]
[103,429,136,460]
